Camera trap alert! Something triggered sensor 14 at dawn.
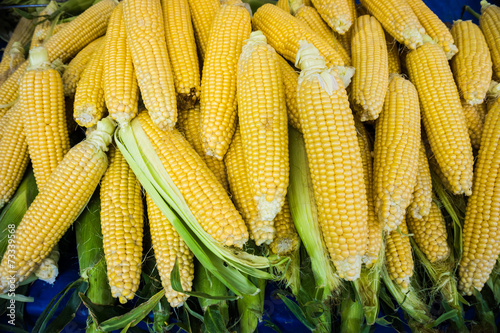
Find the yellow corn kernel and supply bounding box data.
[459,96,500,295]
[270,199,300,256]
[408,142,433,220]
[200,1,251,159]
[462,100,486,150]
[311,0,353,34]
[351,15,389,121]
[0,118,116,292]
[296,41,368,280]
[406,42,474,196]
[137,111,249,248]
[386,34,401,74]
[0,42,25,85]
[385,220,414,290]
[480,1,500,80]
[187,0,220,60]
[101,146,144,304]
[163,0,201,109]
[123,0,177,131]
[176,105,229,191]
[277,56,301,132]
[103,4,139,125]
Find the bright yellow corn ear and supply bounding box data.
[385,220,413,290]
[187,0,220,60]
[480,1,500,80]
[311,0,354,34]
[462,100,486,150]
[123,0,177,131]
[408,142,433,220]
[270,199,300,256]
[277,56,301,132]
[200,1,251,159]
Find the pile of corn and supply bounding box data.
[0,0,500,330]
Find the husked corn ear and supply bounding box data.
[270,199,299,255]
[62,38,103,97]
[20,47,70,189]
[359,0,425,50]
[407,43,474,196]
[0,118,116,292]
[480,1,500,80]
[451,20,493,106]
[163,0,201,109]
[176,105,229,191]
[0,42,25,85]
[188,0,220,59]
[253,4,346,67]
[103,4,138,125]
[123,0,177,131]
[0,103,29,210]
[351,15,389,121]
[407,201,449,263]
[386,34,401,74]
[146,194,194,307]
[295,6,351,65]
[385,220,413,290]
[408,142,433,220]
[296,41,368,280]
[311,0,353,34]
[0,17,33,82]
[225,127,275,245]
[277,56,301,131]
[101,146,144,304]
[459,97,500,295]
[406,0,457,59]
[74,40,106,128]
[462,101,486,150]
[137,111,249,248]
[200,1,251,159]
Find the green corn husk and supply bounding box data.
[275,244,301,296]
[194,261,229,323]
[340,287,364,333]
[237,276,266,333]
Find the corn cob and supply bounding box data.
[0,17,34,76]
[163,0,201,109]
[406,42,474,196]
[100,146,144,304]
[225,127,275,245]
[385,219,413,290]
[408,142,433,220]
[277,56,301,131]
[386,34,401,74]
[450,20,492,106]
[187,0,220,59]
[0,102,29,210]
[30,1,58,50]
[30,23,68,50]
[295,6,351,65]
[200,1,251,159]
[74,40,106,128]
[296,41,368,280]
[253,4,346,67]
[480,1,500,80]
[0,118,116,292]
[351,15,389,121]
[146,194,194,307]
[406,0,457,59]
[176,105,229,191]
[359,0,425,50]
[137,111,249,248]
[103,4,139,125]
[407,201,449,263]
[0,42,25,85]
[63,37,103,97]
[123,0,177,131]
[20,47,70,189]
[311,0,354,34]
[462,101,486,150]
[269,199,300,255]
[237,31,289,222]
[459,97,500,295]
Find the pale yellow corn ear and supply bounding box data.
[123,0,177,131]
[20,47,70,189]
[0,42,25,85]
[359,0,425,50]
[163,0,201,109]
[200,1,252,159]
[296,41,368,280]
[386,34,401,74]
[0,102,29,210]
[451,20,493,106]
[277,56,301,132]
[480,1,500,80]
[103,4,139,125]
[408,142,433,220]
[462,100,486,150]
[351,15,389,121]
[187,0,220,60]
[137,111,249,248]
[146,194,194,307]
[0,17,34,75]
[407,201,450,263]
[406,0,457,59]
[237,31,289,222]
[253,4,347,67]
[270,199,300,255]
[385,220,414,290]
[176,105,229,191]
[0,117,116,292]
[101,146,144,304]
[406,43,474,196]
[63,37,103,97]
[295,5,351,65]
[74,40,106,128]
[311,0,354,34]
[225,127,275,245]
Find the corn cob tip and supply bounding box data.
[27,46,50,70]
[51,59,66,76]
[86,116,116,151]
[445,43,459,60]
[34,258,59,284]
[334,254,363,281]
[421,34,436,45]
[402,28,425,50]
[488,80,500,99]
[256,194,285,222]
[329,15,352,35]
[10,42,24,56]
[334,65,356,87]
[270,237,297,255]
[251,224,276,246]
[481,0,492,12]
